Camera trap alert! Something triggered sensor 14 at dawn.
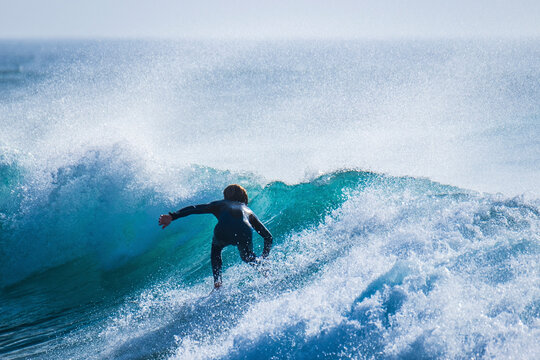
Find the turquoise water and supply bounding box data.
[1,40,539,359]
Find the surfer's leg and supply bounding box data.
[238,240,270,277]
[211,243,225,284]
[237,239,256,263]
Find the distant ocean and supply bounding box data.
[1,39,539,359]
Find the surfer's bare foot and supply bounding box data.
[214,281,222,289]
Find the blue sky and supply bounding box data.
[1,0,539,39]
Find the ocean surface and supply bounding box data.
[0,39,539,359]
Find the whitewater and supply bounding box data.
[0,40,539,359]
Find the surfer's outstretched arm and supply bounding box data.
[249,213,273,258]
[169,202,219,219]
[159,202,219,229]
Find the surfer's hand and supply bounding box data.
[214,281,222,289]
[158,214,172,229]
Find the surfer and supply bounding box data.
[158,184,273,289]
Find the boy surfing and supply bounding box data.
[159,184,273,289]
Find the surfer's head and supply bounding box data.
[223,184,248,205]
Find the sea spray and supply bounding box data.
[1,39,539,359]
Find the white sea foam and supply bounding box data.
[52,180,539,359]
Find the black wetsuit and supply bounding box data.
[169,200,273,283]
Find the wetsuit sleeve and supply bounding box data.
[249,213,273,258]
[169,202,219,220]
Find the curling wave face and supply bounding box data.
[1,149,539,359]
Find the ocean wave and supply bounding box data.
[2,39,540,360]
[3,156,533,359]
